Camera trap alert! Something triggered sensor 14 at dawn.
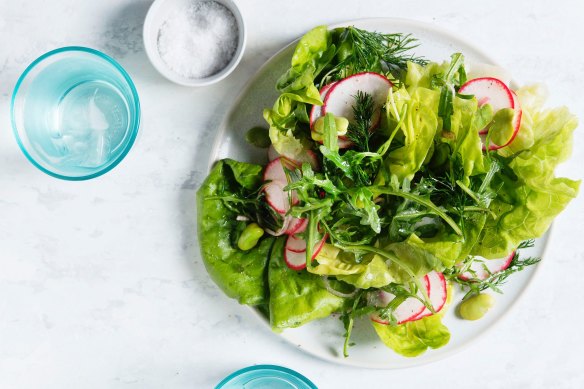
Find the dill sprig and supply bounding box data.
[346,91,375,151]
[447,240,541,300]
[324,27,426,83]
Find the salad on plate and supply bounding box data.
[197,25,579,358]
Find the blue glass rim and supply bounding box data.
[215,364,318,388]
[10,46,141,181]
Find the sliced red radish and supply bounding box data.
[410,271,447,321]
[370,282,426,325]
[285,217,307,235]
[459,77,515,113]
[309,82,336,128]
[267,148,319,171]
[284,233,328,270]
[459,77,522,150]
[263,158,288,185]
[322,72,391,129]
[264,181,289,214]
[459,251,515,281]
[292,150,319,171]
[286,234,307,253]
[285,233,327,255]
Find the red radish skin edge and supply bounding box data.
[309,83,336,128]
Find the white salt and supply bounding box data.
[157,0,239,79]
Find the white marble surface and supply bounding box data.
[1,1,583,388]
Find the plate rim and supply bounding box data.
[206,17,548,369]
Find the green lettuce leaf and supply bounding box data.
[405,212,486,268]
[197,159,274,305]
[405,61,449,90]
[372,314,450,357]
[385,235,445,281]
[268,238,346,329]
[473,87,580,258]
[386,87,440,182]
[336,255,394,289]
[266,26,334,159]
[308,244,394,288]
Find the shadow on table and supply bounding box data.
[101,0,162,82]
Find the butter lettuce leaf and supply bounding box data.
[266,26,334,159]
[372,314,450,357]
[197,159,273,305]
[269,238,346,329]
[386,87,439,182]
[308,244,394,288]
[336,255,394,289]
[473,86,580,258]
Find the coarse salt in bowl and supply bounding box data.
[143,0,246,86]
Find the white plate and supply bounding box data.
[208,18,547,369]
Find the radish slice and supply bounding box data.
[459,77,515,113]
[284,248,309,270]
[285,217,308,235]
[286,234,307,253]
[284,233,328,270]
[459,77,522,150]
[370,280,427,325]
[323,72,391,127]
[263,158,288,185]
[267,148,319,171]
[459,251,515,281]
[290,150,319,171]
[309,83,336,128]
[264,181,289,214]
[285,233,327,255]
[410,271,447,321]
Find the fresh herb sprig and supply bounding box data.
[323,27,427,84]
[446,240,541,300]
[346,91,375,152]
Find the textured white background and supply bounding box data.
[1,1,583,388]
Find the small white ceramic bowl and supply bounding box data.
[143,0,246,86]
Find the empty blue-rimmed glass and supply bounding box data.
[11,46,140,180]
[215,365,317,389]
